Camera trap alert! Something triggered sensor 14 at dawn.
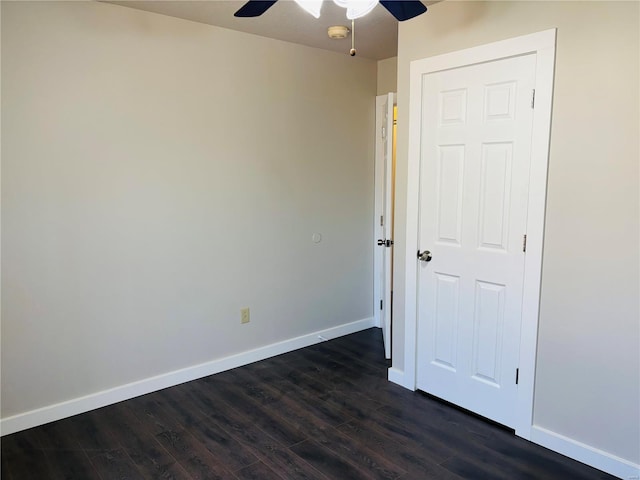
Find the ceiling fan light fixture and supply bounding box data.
[327,25,350,39]
[294,0,323,18]
[333,0,378,19]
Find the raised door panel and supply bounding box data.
[471,280,506,387]
[432,273,461,372]
[436,145,465,246]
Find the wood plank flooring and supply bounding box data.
[1,328,616,479]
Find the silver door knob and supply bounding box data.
[418,250,432,262]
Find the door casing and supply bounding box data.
[395,29,556,440]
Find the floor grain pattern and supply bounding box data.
[1,328,616,479]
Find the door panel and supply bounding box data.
[471,279,505,386]
[416,54,536,428]
[478,142,512,250]
[382,93,393,360]
[436,145,465,245]
[432,273,460,371]
[374,93,394,360]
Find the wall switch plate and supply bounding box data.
[240,307,250,324]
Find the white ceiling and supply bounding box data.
[105,0,416,60]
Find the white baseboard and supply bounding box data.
[1,317,375,437]
[387,367,414,390]
[531,425,640,480]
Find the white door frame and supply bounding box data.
[400,29,556,440]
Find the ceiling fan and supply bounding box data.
[234,0,428,22]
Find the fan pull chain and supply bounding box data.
[350,19,356,56]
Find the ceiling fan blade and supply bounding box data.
[234,0,278,17]
[379,0,427,21]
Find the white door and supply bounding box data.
[416,54,536,428]
[374,93,394,359]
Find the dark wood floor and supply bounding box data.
[2,328,615,479]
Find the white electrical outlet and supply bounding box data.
[240,307,250,324]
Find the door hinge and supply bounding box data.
[515,368,520,385]
[522,234,527,253]
[531,89,536,109]
[380,299,383,310]
[380,215,384,226]
[382,126,387,139]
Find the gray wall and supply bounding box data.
[1,1,377,418]
[393,0,639,465]
[377,56,397,94]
